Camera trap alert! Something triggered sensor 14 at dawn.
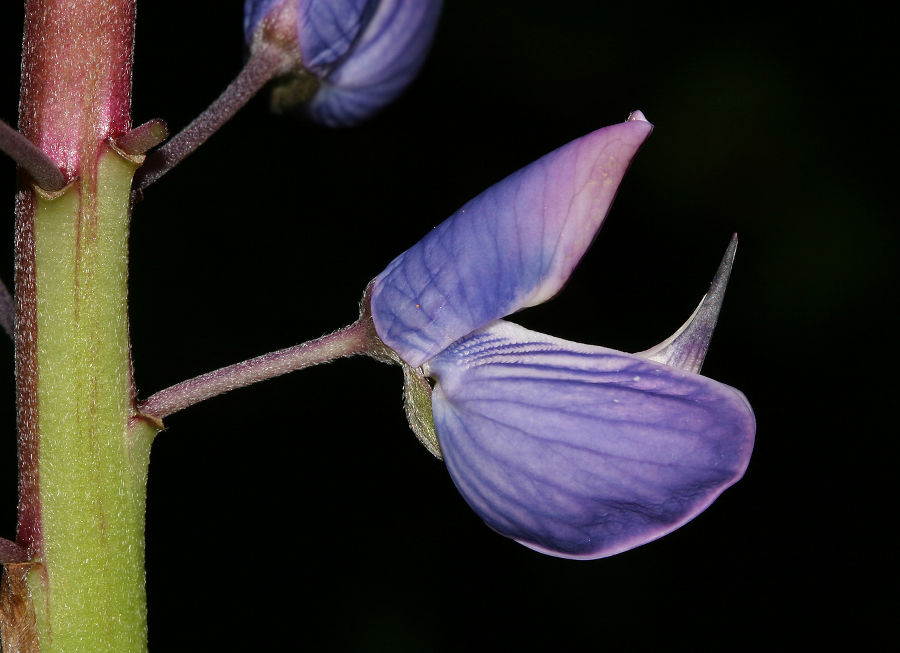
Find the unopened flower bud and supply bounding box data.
[244,0,442,126]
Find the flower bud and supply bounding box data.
[244,0,442,126]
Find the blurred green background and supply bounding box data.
[0,1,893,649]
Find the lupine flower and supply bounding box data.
[244,0,442,126]
[368,112,756,559]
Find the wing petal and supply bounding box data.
[426,320,755,559]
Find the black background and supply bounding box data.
[0,1,894,650]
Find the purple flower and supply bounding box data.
[368,113,756,559]
[244,0,442,126]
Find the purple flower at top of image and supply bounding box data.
[244,0,442,126]
[368,112,756,559]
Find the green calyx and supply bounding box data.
[402,362,441,459]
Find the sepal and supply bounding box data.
[401,362,441,459]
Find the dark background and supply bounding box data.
[0,1,894,650]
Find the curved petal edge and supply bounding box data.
[305,0,443,126]
[425,320,755,559]
[371,114,653,367]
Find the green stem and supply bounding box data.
[5,2,157,650]
[22,145,157,652]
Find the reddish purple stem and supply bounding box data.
[0,279,12,340]
[139,317,382,421]
[134,49,284,191]
[0,119,65,191]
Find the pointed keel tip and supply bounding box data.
[627,109,648,123]
[637,234,739,374]
[708,233,738,307]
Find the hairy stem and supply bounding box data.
[140,316,382,421]
[0,119,65,191]
[0,278,13,340]
[115,119,168,156]
[134,50,284,191]
[5,2,156,651]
